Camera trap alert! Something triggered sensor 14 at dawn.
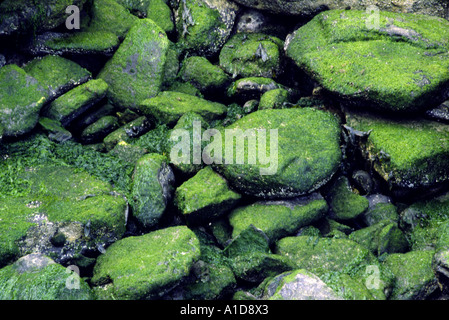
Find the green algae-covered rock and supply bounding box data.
[361,202,399,227]
[38,117,73,143]
[103,116,152,151]
[285,9,449,113]
[44,79,109,127]
[224,225,296,283]
[0,254,93,300]
[346,111,449,195]
[176,0,239,56]
[130,153,175,229]
[349,221,409,256]
[0,64,48,137]
[98,19,172,110]
[400,193,449,251]
[214,108,342,199]
[383,250,438,300]
[23,55,92,100]
[0,0,87,36]
[264,269,342,300]
[326,176,369,221]
[140,91,227,126]
[81,115,120,144]
[0,165,128,268]
[230,0,449,18]
[275,235,392,299]
[219,32,284,79]
[228,193,328,243]
[258,88,290,110]
[226,76,284,102]
[174,166,241,224]
[165,112,207,176]
[88,0,138,39]
[32,30,120,56]
[178,56,229,93]
[91,226,201,300]
[183,231,236,299]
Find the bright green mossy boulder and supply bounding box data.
[140,91,227,126]
[0,254,93,300]
[285,9,449,113]
[130,153,175,229]
[258,88,290,110]
[383,250,438,300]
[178,56,229,93]
[214,108,342,199]
[91,226,201,300]
[223,225,296,283]
[174,166,241,224]
[44,79,108,127]
[98,19,175,110]
[0,64,48,137]
[326,176,369,221]
[228,193,328,243]
[176,0,239,56]
[346,110,449,194]
[89,0,139,39]
[274,236,393,299]
[0,165,128,268]
[23,55,92,100]
[219,32,284,78]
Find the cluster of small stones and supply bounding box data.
[1,0,449,301]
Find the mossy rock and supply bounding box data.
[346,110,449,195]
[0,0,87,36]
[383,250,438,300]
[33,31,121,56]
[0,165,128,268]
[38,117,73,143]
[178,56,229,93]
[44,79,109,127]
[174,166,241,224]
[176,0,239,56]
[400,193,449,251]
[0,254,93,300]
[227,77,282,102]
[91,226,201,300]
[130,153,175,229]
[0,64,48,137]
[219,32,284,79]
[213,108,342,199]
[258,88,290,110]
[228,193,328,244]
[103,116,152,151]
[349,221,409,256]
[230,0,449,19]
[146,0,175,33]
[81,115,120,144]
[140,91,227,126]
[223,225,296,283]
[326,176,369,221]
[98,18,172,110]
[23,55,92,100]
[264,269,342,300]
[361,202,399,227]
[285,9,449,113]
[274,236,392,299]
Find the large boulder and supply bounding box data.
[213,108,342,199]
[285,9,449,113]
[229,0,449,19]
[91,226,201,300]
[0,254,93,300]
[0,65,48,137]
[98,19,176,110]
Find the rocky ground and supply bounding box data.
[1,0,449,300]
